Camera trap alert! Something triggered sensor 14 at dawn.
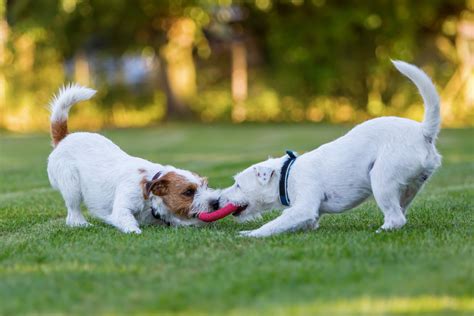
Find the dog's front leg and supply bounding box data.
[105,186,142,234]
[107,207,141,234]
[240,200,320,238]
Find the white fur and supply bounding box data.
[220,61,442,237]
[392,60,440,141]
[47,85,218,234]
[49,83,97,123]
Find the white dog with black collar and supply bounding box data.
[47,85,219,234]
[219,61,442,237]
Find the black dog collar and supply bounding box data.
[151,207,171,226]
[279,150,297,206]
[151,207,161,220]
[152,171,162,181]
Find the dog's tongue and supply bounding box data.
[198,203,239,222]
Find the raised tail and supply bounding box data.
[392,60,441,143]
[49,84,96,147]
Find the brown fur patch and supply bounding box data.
[51,120,68,147]
[149,172,198,218]
[140,176,149,200]
[139,169,150,199]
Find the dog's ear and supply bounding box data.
[146,179,170,197]
[253,166,275,186]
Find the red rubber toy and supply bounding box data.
[198,203,239,222]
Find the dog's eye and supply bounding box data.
[182,189,196,197]
[236,184,240,189]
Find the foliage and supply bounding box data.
[1,1,473,131]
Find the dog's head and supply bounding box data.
[218,158,282,221]
[143,169,219,226]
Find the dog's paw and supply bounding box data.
[375,225,401,234]
[239,229,266,238]
[238,230,253,237]
[122,226,142,234]
[376,217,407,233]
[66,219,92,228]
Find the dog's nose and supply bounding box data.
[210,199,220,211]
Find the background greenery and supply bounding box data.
[1,0,473,131]
[0,124,473,315]
[1,1,473,314]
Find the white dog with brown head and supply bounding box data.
[219,61,442,237]
[47,85,219,234]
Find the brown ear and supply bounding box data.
[147,179,169,197]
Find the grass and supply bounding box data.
[0,123,473,315]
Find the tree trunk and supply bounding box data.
[231,40,248,122]
[159,17,198,121]
[159,57,192,120]
[0,4,8,129]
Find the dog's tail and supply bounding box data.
[392,60,441,142]
[49,84,96,147]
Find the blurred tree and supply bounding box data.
[243,0,467,109]
[2,0,473,130]
[440,15,474,126]
[6,0,210,120]
[0,0,7,129]
[57,0,198,119]
[161,17,197,118]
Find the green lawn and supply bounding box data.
[0,124,473,315]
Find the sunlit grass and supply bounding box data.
[0,124,472,315]
[226,296,474,316]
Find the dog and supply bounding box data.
[218,61,442,237]
[47,84,219,234]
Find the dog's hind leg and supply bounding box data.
[64,193,90,227]
[400,184,423,215]
[56,170,90,227]
[370,164,407,233]
[400,172,432,215]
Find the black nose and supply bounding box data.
[210,199,220,211]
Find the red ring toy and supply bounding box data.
[197,203,239,222]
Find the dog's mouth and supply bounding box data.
[232,204,248,217]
